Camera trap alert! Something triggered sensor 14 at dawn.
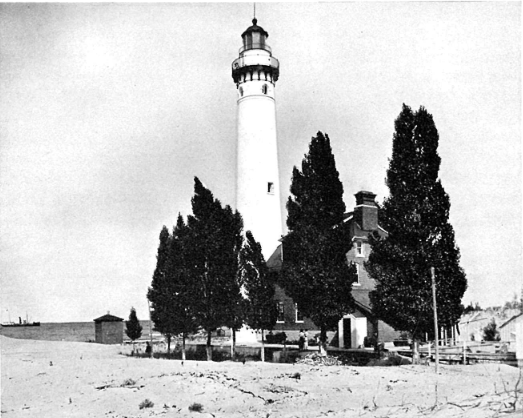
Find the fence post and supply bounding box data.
[431,267,440,373]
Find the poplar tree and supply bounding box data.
[186,177,244,361]
[241,230,277,361]
[147,226,175,353]
[366,104,467,342]
[125,307,143,353]
[281,132,356,354]
[148,217,199,358]
[168,214,199,360]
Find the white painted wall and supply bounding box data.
[235,65,282,259]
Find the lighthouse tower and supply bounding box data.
[232,19,283,259]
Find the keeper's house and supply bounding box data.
[267,191,400,348]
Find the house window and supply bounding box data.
[277,302,285,323]
[354,263,361,286]
[295,303,304,323]
[267,182,274,194]
[356,241,364,257]
[262,84,268,94]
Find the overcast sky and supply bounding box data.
[1,2,520,323]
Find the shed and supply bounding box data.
[93,312,124,344]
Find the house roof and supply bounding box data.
[266,244,282,272]
[93,314,124,323]
[500,312,523,329]
[352,290,374,316]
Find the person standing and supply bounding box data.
[304,329,309,350]
[299,329,305,351]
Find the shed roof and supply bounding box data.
[93,313,124,323]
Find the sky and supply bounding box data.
[0,2,521,323]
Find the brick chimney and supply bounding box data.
[353,191,378,231]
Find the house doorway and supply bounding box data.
[343,318,352,348]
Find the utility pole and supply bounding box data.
[431,267,440,373]
[147,299,153,357]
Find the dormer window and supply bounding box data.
[356,241,364,257]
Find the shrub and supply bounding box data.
[266,332,287,344]
[121,378,136,387]
[188,402,203,412]
[139,399,154,409]
[483,319,501,341]
[363,336,376,348]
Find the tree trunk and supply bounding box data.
[412,339,420,365]
[319,326,327,357]
[182,333,186,362]
[230,329,236,361]
[206,330,213,361]
[261,329,265,362]
[167,335,171,355]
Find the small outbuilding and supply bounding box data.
[93,312,124,344]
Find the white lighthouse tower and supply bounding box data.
[232,18,283,259]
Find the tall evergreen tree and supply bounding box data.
[241,230,277,361]
[169,214,199,360]
[125,307,143,354]
[186,177,244,361]
[147,226,174,352]
[281,132,357,354]
[147,216,199,358]
[366,104,467,342]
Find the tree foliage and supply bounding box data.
[281,131,356,348]
[147,178,245,361]
[482,319,501,341]
[366,104,467,340]
[125,307,143,342]
[241,230,277,333]
[185,177,244,360]
[147,216,199,355]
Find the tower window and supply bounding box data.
[262,84,268,94]
[267,182,274,194]
[239,87,243,97]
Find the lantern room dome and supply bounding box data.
[240,18,271,54]
[241,18,269,38]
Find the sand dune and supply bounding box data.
[1,335,521,417]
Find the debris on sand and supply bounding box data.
[296,353,343,366]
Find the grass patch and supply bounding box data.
[139,399,154,409]
[121,378,136,387]
[188,402,203,412]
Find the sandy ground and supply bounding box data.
[1,336,522,417]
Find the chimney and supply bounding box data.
[353,191,378,231]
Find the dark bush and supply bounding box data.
[363,336,376,348]
[266,332,287,344]
[188,402,203,412]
